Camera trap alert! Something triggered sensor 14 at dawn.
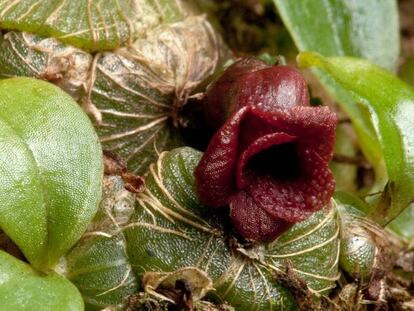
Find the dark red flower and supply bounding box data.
[195,58,337,242]
[203,57,310,130]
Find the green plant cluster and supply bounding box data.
[0,0,413,310]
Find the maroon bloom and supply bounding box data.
[195,58,337,242]
[203,57,310,130]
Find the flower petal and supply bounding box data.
[195,104,337,219]
[196,58,338,241]
[195,107,250,207]
[203,58,309,129]
[203,58,268,129]
[233,65,310,112]
[230,190,291,241]
[248,106,337,162]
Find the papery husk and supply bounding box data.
[0,3,229,174]
[142,267,213,303]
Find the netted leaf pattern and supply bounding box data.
[0,14,227,174]
[0,31,92,100]
[0,0,192,51]
[89,16,224,173]
[65,147,340,310]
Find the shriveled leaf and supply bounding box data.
[0,78,102,270]
[65,147,340,310]
[0,15,228,174]
[0,0,192,51]
[298,52,414,225]
[142,267,213,303]
[89,16,224,173]
[0,31,93,101]
[273,0,399,189]
[0,250,83,311]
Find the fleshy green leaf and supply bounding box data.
[0,78,103,270]
[65,147,340,310]
[0,0,192,51]
[0,250,83,311]
[298,52,414,225]
[63,177,139,310]
[330,125,358,193]
[273,0,399,71]
[0,15,228,174]
[273,0,399,189]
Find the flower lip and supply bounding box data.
[236,132,297,189]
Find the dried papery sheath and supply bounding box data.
[88,15,226,173]
[0,32,92,101]
[0,3,229,174]
[196,58,337,241]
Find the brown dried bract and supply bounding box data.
[104,151,145,193]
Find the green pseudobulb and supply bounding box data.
[335,192,400,280]
[0,0,228,175]
[0,78,103,271]
[64,147,340,310]
[0,0,192,51]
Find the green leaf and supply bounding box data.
[316,73,387,192]
[273,0,399,71]
[0,0,192,51]
[0,78,103,270]
[334,191,370,214]
[399,57,414,86]
[0,15,228,174]
[273,0,399,189]
[298,52,414,225]
[65,147,340,310]
[0,250,83,311]
[330,125,358,193]
[63,177,139,310]
[387,203,414,242]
